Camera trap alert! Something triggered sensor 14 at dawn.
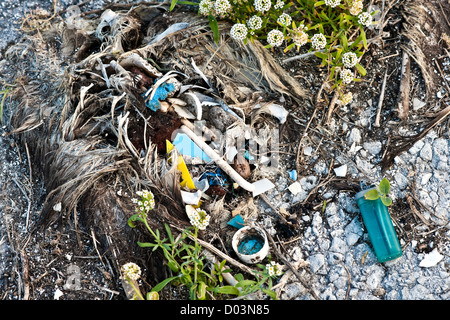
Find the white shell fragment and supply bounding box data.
[419,248,444,268]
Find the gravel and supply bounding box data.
[1,0,449,301]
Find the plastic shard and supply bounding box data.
[227,214,245,229]
[178,125,275,197]
[144,81,176,111]
[166,140,196,190]
[172,132,211,163]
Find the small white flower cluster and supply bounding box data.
[340,68,354,84]
[254,0,271,13]
[247,15,263,30]
[342,51,358,68]
[199,0,214,16]
[121,262,141,281]
[214,0,232,15]
[337,92,353,105]
[311,33,327,50]
[187,208,211,230]
[349,0,363,16]
[267,29,284,47]
[230,23,248,41]
[132,190,155,213]
[325,0,341,8]
[358,11,373,27]
[274,0,285,10]
[291,28,308,48]
[266,261,283,277]
[277,13,292,27]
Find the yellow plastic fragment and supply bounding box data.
[166,140,196,190]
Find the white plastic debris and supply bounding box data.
[251,179,275,197]
[253,103,289,124]
[303,146,313,156]
[267,104,289,124]
[413,98,426,111]
[179,125,275,196]
[419,248,444,268]
[181,190,203,206]
[54,288,64,300]
[334,164,347,177]
[53,202,62,212]
[226,146,238,163]
[288,182,303,195]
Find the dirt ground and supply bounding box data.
[0,0,449,300]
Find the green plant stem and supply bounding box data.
[193,228,198,284]
[128,278,145,300]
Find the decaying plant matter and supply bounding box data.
[382,0,450,170]
[4,2,307,291]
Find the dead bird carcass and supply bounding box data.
[5,3,308,296]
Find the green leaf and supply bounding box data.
[165,224,175,245]
[355,63,367,77]
[284,42,296,53]
[262,288,278,300]
[235,273,244,282]
[350,33,363,49]
[168,260,180,273]
[177,1,198,5]
[314,51,329,60]
[329,66,336,81]
[364,189,380,201]
[314,0,325,7]
[169,0,178,11]
[208,15,220,44]
[127,214,144,228]
[236,280,257,288]
[379,178,391,195]
[360,27,368,49]
[137,241,156,248]
[380,196,393,207]
[215,286,240,296]
[341,34,348,50]
[152,276,179,292]
[146,291,159,300]
[197,281,207,300]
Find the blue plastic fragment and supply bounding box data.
[144,81,176,111]
[244,150,255,161]
[288,169,297,180]
[238,235,264,255]
[199,168,227,187]
[172,133,211,162]
[227,215,245,229]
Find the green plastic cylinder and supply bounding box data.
[355,189,402,263]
